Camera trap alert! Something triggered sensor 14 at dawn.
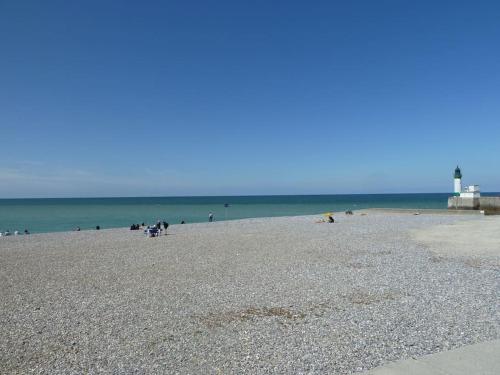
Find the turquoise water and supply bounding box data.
[0,193,497,234]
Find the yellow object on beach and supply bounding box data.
[323,212,333,216]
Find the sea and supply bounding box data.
[0,193,497,234]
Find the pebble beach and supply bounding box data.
[1,212,499,374]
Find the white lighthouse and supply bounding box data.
[448,166,497,211]
[454,166,462,195]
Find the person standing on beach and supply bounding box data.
[208,212,214,222]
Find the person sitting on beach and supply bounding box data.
[181,220,185,224]
[146,227,159,237]
[24,229,29,235]
[96,225,100,230]
[328,215,335,223]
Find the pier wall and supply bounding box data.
[448,197,480,210]
[448,196,500,212]
[478,197,500,211]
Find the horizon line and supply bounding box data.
[3,191,500,200]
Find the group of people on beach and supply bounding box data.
[2,210,355,237]
[130,221,170,237]
[0,229,29,237]
[132,212,216,238]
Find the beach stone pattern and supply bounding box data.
[0,213,498,374]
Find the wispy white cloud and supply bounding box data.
[0,164,205,198]
[16,160,47,167]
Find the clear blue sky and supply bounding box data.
[1,1,499,198]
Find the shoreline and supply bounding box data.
[3,193,494,235]
[0,208,485,237]
[357,207,484,215]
